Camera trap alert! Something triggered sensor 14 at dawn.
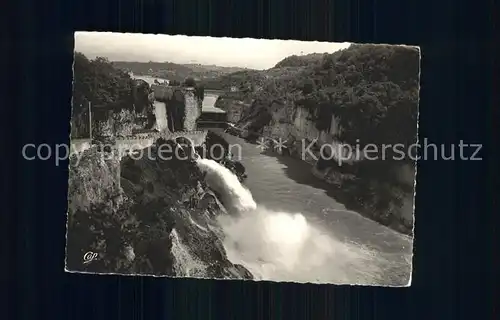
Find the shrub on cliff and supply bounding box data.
[309,44,420,156]
[73,54,134,110]
[184,77,197,87]
[72,52,154,138]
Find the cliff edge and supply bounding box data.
[65,137,253,279]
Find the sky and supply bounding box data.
[75,32,351,70]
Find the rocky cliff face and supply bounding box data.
[65,137,253,279]
[183,89,201,131]
[83,84,156,145]
[216,97,329,151]
[214,97,249,123]
[312,162,415,234]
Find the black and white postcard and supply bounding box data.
[65,32,420,286]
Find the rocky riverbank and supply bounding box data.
[65,136,253,279]
[215,96,415,235]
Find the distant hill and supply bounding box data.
[200,53,330,90]
[183,63,248,74]
[111,61,250,83]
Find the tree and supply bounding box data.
[169,79,181,86]
[71,52,155,138]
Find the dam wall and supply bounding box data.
[150,85,203,132]
[70,131,208,156]
[115,130,207,146]
[115,130,208,158]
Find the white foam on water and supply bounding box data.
[196,158,257,212]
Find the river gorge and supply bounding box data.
[209,129,413,285]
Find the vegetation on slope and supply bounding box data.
[72,52,155,138]
[210,44,420,234]
[303,44,419,152]
[273,53,326,68]
[215,44,420,161]
[201,70,268,91]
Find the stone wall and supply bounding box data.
[115,130,208,149]
[183,89,201,131]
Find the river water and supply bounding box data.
[211,129,413,286]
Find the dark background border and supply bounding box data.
[7,0,495,319]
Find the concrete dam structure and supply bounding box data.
[151,85,203,132]
[151,85,228,129]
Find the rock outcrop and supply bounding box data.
[88,81,157,145]
[66,137,253,279]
